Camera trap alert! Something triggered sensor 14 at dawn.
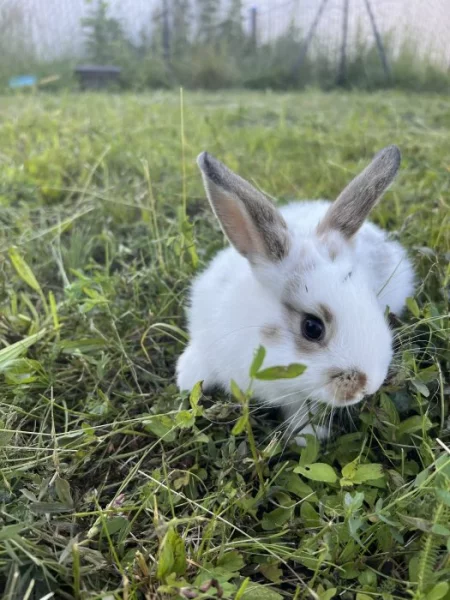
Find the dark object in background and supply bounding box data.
[75,65,121,90]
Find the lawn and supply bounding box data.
[0,90,449,600]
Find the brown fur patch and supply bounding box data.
[328,248,338,261]
[318,303,333,325]
[261,325,282,343]
[283,301,335,354]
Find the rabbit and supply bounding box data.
[176,146,415,442]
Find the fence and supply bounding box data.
[0,0,449,90]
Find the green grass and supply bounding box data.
[0,90,449,600]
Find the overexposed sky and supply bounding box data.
[13,0,450,66]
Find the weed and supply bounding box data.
[0,91,448,599]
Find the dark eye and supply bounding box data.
[301,315,325,342]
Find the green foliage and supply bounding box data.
[294,463,338,483]
[0,90,448,599]
[172,0,192,58]
[0,0,449,93]
[82,0,127,64]
[196,0,220,45]
[254,363,307,381]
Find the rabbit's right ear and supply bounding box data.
[197,152,290,262]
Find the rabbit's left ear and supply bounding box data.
[317,145,401,239]
[197,152,290,262]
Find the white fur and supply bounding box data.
[176,200,415,441]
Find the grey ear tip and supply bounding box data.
[387,144,401,158]
[197,151,218,179]
[197,151,224,186]
[380,144,401,166]
[196,151,208,170]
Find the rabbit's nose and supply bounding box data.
[328,368,367,403]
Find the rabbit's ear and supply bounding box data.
[197,152,290,262]
[317,145,401,239]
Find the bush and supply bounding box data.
[186,46,241,89]
[0,0,448,94]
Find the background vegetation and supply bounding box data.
[0,0,449,93]
[0,90,448,599]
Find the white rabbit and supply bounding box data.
[176,146,415,441]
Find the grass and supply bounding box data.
[0,89,449,600]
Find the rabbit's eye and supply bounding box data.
[302,315,325,342]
